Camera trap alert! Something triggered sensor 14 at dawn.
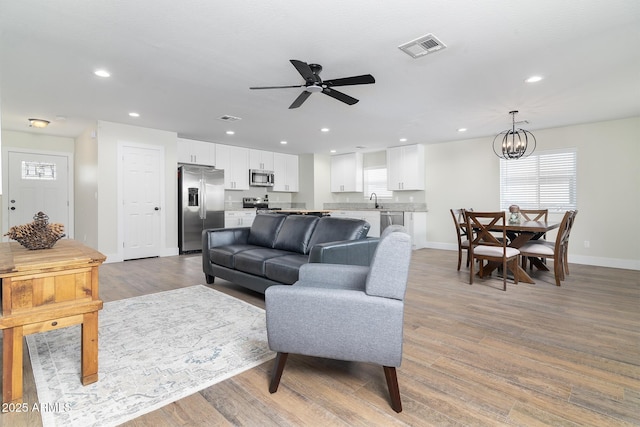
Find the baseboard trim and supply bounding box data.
[424,242,639,271]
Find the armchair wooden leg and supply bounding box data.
[269,352,288,393]
[383,366,403,413]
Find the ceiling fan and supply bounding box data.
[250,60,375,109]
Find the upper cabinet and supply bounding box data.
[330,152,363,192]
[177,138,216,166]
[387,144,425,191]
[215,144,249,190]
[249,149,274,171]
[272,153,299,192]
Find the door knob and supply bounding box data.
[10,207,16,210]
[154,207,160,211]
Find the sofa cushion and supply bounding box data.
[265,254,310,284]
[273,215,320,254]
[234,248,291,276]
[247,214,287,248]
[209,244,259,268]
[307,217,370,249]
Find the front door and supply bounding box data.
[121,144,162,260]
[6,150,71,236]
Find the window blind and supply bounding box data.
[363,166,393,200]
[500,148,577,211]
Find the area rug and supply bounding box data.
[26,285,275,427]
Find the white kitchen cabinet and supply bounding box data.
[404,211,427,249]
[329,210,380,237]
[330,153,363,192]
[387,144,425,190]
[249,149,274,171]
[272,152,299,192]
[177,138,216,166]
[215,144,249,190]
[224,210,257,228]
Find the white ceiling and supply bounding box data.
[1,0,639,155]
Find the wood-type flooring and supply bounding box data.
[1,248,638,426]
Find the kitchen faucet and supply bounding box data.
[369,192,379,208]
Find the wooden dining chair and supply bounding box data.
[450,208,471,270]
[562,210,578,275]
[519,209,548,222]
[466,211,520,291]
[519,210,574,286]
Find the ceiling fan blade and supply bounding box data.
[323,74,375,87]
[289,91,312,109]
[290,60,317,83]
[322,88,359,105]
[250,84,305,90]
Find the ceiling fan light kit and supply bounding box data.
[250,59,375,109]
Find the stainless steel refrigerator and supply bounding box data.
[178,165,225,253]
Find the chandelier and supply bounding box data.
[492,110,536,160]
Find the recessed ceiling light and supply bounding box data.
[525,75,543,83]
[458,128,467,132]
[128,112,140,117]
[330,150,336,153]
[280,140,287,145]
[320,128,330,132]
[226,130,235,135]
[94,69,111,78]
[399,138,407,142]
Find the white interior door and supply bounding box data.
[6,151,71,236]
[122,145,162,259]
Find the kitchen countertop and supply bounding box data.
[323,203,428,212]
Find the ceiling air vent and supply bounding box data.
[398,33,447,59]
[218,115,242,122]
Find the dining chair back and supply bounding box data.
[519,210,574,286]
[562,210,578,275]
[466,211,520,291]
[519,209,549,222]
[450,208,472,270]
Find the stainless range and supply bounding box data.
[242,197,269,209]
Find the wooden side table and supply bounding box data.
[0,239,106,403]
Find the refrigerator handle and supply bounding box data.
[200,177,206,220]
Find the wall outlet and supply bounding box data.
[584,240,590,248]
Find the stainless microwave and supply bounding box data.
[249,169,275,187]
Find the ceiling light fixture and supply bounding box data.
[320,128,330,132]
[28,118,50,128]
[457,128,467,132]
[226,130,235,135]
[493,110,536,160]
[94,69,110,78]
[525,75,543,83]
[280,141,287,145]
[399,138,407,142]
[128,112,140,117]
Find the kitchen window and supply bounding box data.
[499,148,577,211]
[363,166,392,200]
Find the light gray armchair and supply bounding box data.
[265,225,412,413]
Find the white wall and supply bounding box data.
[424,116,640,270]
[74,125,99,249]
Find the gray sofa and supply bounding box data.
[202,213,379,294]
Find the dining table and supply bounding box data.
[463,219,561,284]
